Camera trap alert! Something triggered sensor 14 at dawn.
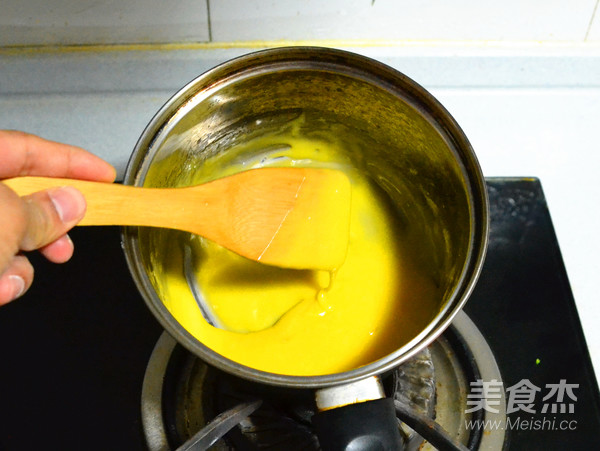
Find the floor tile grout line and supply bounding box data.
[206,0,213,42]
[585,0,599,40]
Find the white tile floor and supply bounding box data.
[0,0,210,46]
[2,0,600,46]
[210,0,598,41]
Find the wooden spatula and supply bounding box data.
[4,168,351,270]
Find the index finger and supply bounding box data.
[0,130,116,182]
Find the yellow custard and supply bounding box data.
[143,130,439,376]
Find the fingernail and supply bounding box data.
[48,186,86,223]
[8,275,25,301]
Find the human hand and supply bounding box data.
[0,130,116,305]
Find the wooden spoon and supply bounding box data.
[4,168,351,270]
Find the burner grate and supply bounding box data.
[142,312,505,450]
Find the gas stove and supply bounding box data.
[0,178,598,450]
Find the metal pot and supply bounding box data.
[123,47,488,448]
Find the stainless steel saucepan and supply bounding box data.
[122,47,489,449]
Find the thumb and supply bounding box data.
[20,186,86,251]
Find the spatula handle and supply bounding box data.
[2,176,186,228]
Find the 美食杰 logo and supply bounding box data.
[464,379,579,432]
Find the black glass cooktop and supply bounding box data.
[0,178,598,450]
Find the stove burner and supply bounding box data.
[142,312,507,450]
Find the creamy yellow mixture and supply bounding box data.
[144,129,439,376]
